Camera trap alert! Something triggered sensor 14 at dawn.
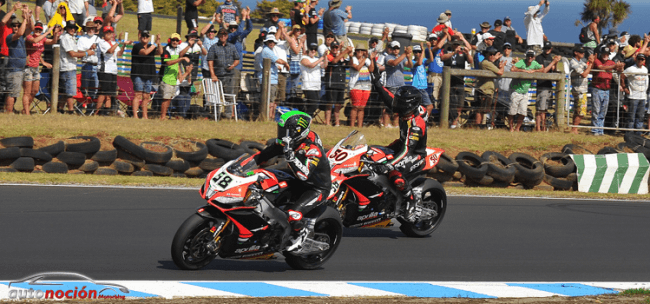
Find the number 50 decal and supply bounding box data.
[329,149,349,162]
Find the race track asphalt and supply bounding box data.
[1,184,649,281]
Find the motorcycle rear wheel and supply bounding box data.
[284,215,342,270]
[398,179,447,237]
[171,214,220,270]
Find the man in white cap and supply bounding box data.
[474,32,495,68]
[524,0,550,55]
[259,34,290,120]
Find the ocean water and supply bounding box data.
[239,0,650,43]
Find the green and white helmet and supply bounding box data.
[277,111,312,148]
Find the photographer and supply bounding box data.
[441,39,473,129]
[179,29,203,83]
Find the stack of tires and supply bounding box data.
[359,23,373,35]
[407,25,428,41]
[622,133,650,160]
[347,22,361,34]
[371,24,384,37]
[540,150,577,191]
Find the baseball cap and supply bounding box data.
[229,20,238,27]
[186,29,198,37]
[326,31,335,38]
[483,33,495,40]
[103,25,114,33]
[34,23,44,30]
[64,20,77,29]
[170,33,182,40]
[413,45,422,52]
[503,42,512,49]
[389,41,401,48]
[428,33,438,40]
[369,37,379,44]
[637,53,645,60]
[268,26,277,34]
[525,49,536,57]
[494,19,502,27]
[330,40,340,47]
[217,28,229,36]
[485,46,498,54]
[599,46,610,55]
[308,42,318,50]
[504,16,511,21]
[573,45,585,53]
[292,24,301,31]
[93,16,103,23]
[543,41,553,49]
[141,30,151,37]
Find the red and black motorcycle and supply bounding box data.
[326,130,447,237]
[171,154,343,270]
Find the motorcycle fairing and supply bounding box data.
[422,147,445,171]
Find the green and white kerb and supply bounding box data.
[571,153,649,194]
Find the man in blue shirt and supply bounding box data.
[227,8,252,101]
[411,44,432,116]
[322,0,351,50]
[216,0,239,30]
[260,34,289,120]
[5,13,30,114]
[424,33,447,111]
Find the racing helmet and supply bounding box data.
[392,86,422,117]
[277,111,312,148]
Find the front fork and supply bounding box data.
[205,217,230,253]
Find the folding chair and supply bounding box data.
[202,79,238,121]
[32,72,51,115]
[116,76,135,117]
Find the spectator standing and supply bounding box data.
[348,42,374,127]
[383,40,413,127]
[368,28,389,55]
[227,7,252,79]
[159,33,188,120]
[59,20,90,112]
[290,0,304,28]
[269,25,289,107]
[201,17,219,80]
[322,41,350,126]
[131,31,161,119]
[501,16,523,46]
[534,41,561,131]
[185,0,205,33]
[286,24,306,98]
[324,0,351,50]
[5,10,30,114]
[23,22,50,115]
[137,0,154,38]
[94,26,128,115]
[411,43,432,116]
[470,21,490,51]
[496,42,515,111]
[441,40,472,128]
[489,19,506,51]
[259,34,289,120]
[47,2,76,31]
[524,0,550,55]
[300,42,327,116]
[569,46,594,134]
[217,0,239,29]
[475,33,495,67]
[173,63,194,118]
[432,13,454,37]
[179,30,203,83]
[590,46,621,135]
[263,7,281,29]
[476,46,506,128]
[207,28,240,119]
[102,0,124,30]
[583,16,600,52]
[509,49,542,132]
[303,0,322,47]
[77,18,100,100]
[620,54,648,132]
[424,32,447,111]
[68,0,89,26]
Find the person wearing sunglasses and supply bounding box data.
[620,53,649,133]
[200,16,220,83]
[4,8,31,114]
[159,33,189,120]
[23,22,52,115]
[509,49,543,132]
[130,30,162,119]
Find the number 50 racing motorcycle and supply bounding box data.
[171,154,343,270]
[326,131,447,237]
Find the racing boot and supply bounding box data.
[285,217,308,252]
[401,192,422,223]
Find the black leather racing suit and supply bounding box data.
[254,131,332,229]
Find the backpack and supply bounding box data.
[579,26,592,43]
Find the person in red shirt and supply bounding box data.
[591,46,624,135]
[22,22,51,115]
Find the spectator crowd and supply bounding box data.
[1,0,649,135]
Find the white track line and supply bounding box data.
[268,282,402,297]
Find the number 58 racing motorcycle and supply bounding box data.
[326,131,447,237]
[171,154,343,270]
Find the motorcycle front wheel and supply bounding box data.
[284,208,343,270]
[398,178,447,237]
[171,214,221,270]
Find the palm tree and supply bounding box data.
[575,0,631,32]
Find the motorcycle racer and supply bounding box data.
[252,111,332,251]
[373,81,428,222]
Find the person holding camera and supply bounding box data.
[179,29,203,83]
[524,0,550,55]
[441,39,473,129]
[424,32,448,112]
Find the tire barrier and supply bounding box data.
[0,136,34,149]
[65,136,101,155]
[174,141,209,163]
[140,142,173,164]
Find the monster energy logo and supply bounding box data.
[297,117,308,129]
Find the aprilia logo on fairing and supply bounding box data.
[234,245,261,254]
[357,212,379,221]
